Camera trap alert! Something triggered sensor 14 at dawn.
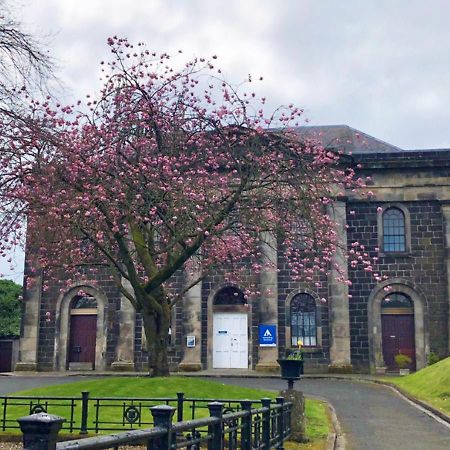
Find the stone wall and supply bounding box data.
[200,268,258,368]
[21,140,450,373]
[347,200,448,371]
[37,265,121,371]
[277,252,330,373]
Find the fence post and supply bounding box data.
[207,401,224,450]
[261,398,271,449]
[176,392,184,422]
[150,405,176,450]
[240,400,253,450]
[17,413,65,450]
[80,391,89,434]
[276,396,285,450]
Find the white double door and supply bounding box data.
[213,313,248,368]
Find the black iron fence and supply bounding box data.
[17,398,292,449]
[1,392,271,434]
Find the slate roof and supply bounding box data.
[290,125,403,155]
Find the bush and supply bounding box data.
[428,352,441,366]
[0,279,22,337]
[395,353,412,369]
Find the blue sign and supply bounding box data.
[259,324,277,347]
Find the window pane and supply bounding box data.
[290,294,317,347]
[214,287,246,305]
[381,293,413,309]
[383,208,406,252]
[71,294,97,309]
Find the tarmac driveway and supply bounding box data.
[217,377,450,450]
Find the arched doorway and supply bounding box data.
[68,293,98,370]
[381,293,415,371]
[368,279,428,373]
[212,286,248,369]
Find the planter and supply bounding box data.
[399,368,410,376]
[375,366,387,375]
[277,359,304,379]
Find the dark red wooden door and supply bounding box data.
[69,315,97,366]
[381,314,415,370]
[0,341,12,372]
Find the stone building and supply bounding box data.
[15,125,450,374]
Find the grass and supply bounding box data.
[1,377,331,448]
[2,377,275,433]
[11,376,274,400]
[385,356,450,415]
[304,399,329,441]
[287,399,330,450]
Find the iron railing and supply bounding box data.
[1,392,285,435]
[17,398,292,450]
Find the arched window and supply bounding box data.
[383,208,406,252]
[214,286,247,306]
[290,293,317,347]
[381,293,413,313]
[70,293,97,311]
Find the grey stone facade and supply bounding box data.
[16,126,450,374]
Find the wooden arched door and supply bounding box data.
[381,293,415,371]
[68,294,97,370]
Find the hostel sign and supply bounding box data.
[258,324,277,347]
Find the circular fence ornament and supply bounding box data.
[30,404,47,414]
[124,405,140,424]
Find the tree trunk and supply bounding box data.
[141,298,171,376]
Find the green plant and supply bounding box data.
[0,279,22,337]
[286,340,303,360]
[286,350,303,360]
[428,352,441,366]
[395,353,412,369]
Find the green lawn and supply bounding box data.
[386,356,450,415]
[2,377,276,433]
[1,377,331,447]
[304,399,329,441]
[12,376,275,400]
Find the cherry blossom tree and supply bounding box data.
[0,37,369,375]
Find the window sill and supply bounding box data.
[289,346,322,353]
[378,252,412,258]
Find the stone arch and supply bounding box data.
[206,283,251,369]
[54,283,108,371]
[285,289,323,348]
[368,278,428,372]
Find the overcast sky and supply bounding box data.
[3,0,450,282]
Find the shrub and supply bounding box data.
[0,280,22,337]
[395,353,412,369]
[428,352,441,366]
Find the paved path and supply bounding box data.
[216,377,450,450]
[2,375,450,449]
